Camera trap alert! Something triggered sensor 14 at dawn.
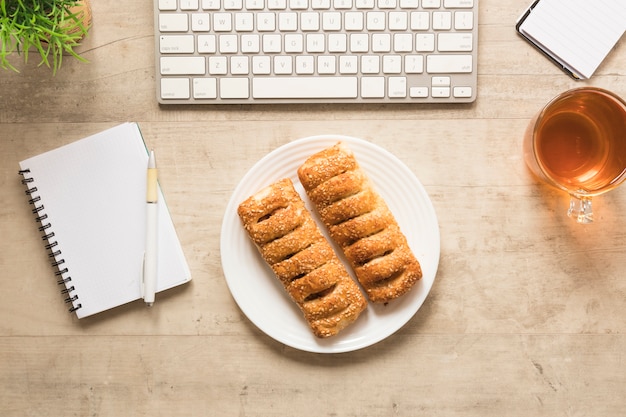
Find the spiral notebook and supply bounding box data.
[516,0,626,79]
[18,123,191,318]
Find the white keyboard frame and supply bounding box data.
[154,0,478,104]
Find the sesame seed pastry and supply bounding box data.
[237,178,367,338]
[297,142,422,303]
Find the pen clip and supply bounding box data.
[141,251,146,298]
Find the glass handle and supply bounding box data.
[568,195,593,224]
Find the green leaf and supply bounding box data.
[1,0,89,73]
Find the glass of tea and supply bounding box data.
[524,87,626,223]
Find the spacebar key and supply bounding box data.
[253,77,358,99]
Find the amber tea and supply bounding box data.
[524,87,626,223]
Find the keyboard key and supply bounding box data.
[355,0,374,8]
[253,77,358,98]
[181,0,200,10]
[159,14,189,32]
[284,34,304,52]
[192,13,211,31]
[426,54,472,73]
[161,56,206,75]
[389,11,408,30]
[202,0,221,9]
[453,86,472,97]
[393,33,413,52]
[339,55,358,73]
[263,34,282,52]
[295,55,315,73]
[268,0,287,8]
[306,34,326,52]
[318,56,336,74]
[350,33,369,52]
[323,12,342,30]
[378,0,396,9]
[432,11,452,30]
[409,86,428,97]
[231,56,249,74]
[208,56,228,74]
[301,12,320,30]
[224,0,243,9]
[421,0,440,8]
[252,56,271,74]
[213,13,233,31]
[361,55,379,73]
[312,0,331,9]
[444,0,473,8]
[161,78,191,99]
[410,11,429,30]
[219,34,239,53]
[160,35,195,53]
[372,34,391,52]
[388,76,407,98]
[361,76,385,98]
[328,33,347,52]
[290,0,308,9]
[399,0,418,8]
[235,13,254,31]
[431,76,450,86]
[454,11,473,29]
[257,12,277,30]
[241,34,260,52]
[416,34,435,51]
[334,0,353,9]
[198,34,217,53]
[246,0,265,9]
[279,12,299,31]
[220,78,249,98]
[345,12,364,30]
[159,0,178,11]
[193,78,218,98]
[432,87,450,97]
[405,55,424,73]
[437,33,472,51]
[382,54,401,73]
[367,11,386,30]
[274,55,293,74]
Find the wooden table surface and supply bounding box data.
[1,1,625,416]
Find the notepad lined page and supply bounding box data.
[19,123,191,318]
[518,0,626,79]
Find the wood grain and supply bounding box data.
[1,0,625,415]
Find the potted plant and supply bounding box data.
[0,0,91,74]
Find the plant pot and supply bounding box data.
[0,0,93,73]
[67,0,92,39]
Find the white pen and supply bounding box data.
[143,149,158,306]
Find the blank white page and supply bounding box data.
[518,0,626,79]
[19,123,191,318]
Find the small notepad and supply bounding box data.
[517,0,626,79]
[19,123,191,318]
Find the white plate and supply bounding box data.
[220,135,440,353]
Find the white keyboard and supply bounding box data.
[154,0,478,104]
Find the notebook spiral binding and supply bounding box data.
[19,169,82,314]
